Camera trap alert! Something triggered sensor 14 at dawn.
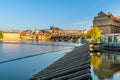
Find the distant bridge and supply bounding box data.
[51,35,85,43]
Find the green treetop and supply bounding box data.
[87,26,101,40]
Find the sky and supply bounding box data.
[0,0,120,30]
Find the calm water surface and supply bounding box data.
[91,51,120,80]
[0,42,81,80]
[2,42,120,80]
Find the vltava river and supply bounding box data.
[2,42,119,80]
[91,51,120,80]
[0,42,80,80]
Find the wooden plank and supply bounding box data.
[51,68,90,80]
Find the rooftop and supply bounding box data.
[99,11,120,22]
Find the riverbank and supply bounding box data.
[101,43,120,52]
[30,43,91,80]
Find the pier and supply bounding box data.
[89,42,100,52]
[30,44,91,80]
[100,42,120,52]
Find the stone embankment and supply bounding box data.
[30,43,91,80]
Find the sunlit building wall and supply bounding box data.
[3,32,21,42]
[93,11,120,34]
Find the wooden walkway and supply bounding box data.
[30,44,91,80]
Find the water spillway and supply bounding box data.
[31,43,91,80]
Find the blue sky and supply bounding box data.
[0,0,120,30]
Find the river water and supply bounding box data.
[1,42,120,80]
[91,51,120,80]
[0,42,81,80]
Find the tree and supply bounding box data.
[0,31,3,40]
[87,26,101,40]
[90,55,101,69]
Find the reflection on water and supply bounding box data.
[91,51,120,80]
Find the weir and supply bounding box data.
[30,43,91,80]
[0,48,72,64]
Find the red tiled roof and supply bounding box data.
[112,16,120,22]
[105,13,120,22]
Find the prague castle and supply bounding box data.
[93,11,120,34]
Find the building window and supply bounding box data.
[114,36,118,42]
[108,36,112,42]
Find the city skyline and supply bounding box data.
[0,0,120,30]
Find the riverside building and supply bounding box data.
[93,11,120,34]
